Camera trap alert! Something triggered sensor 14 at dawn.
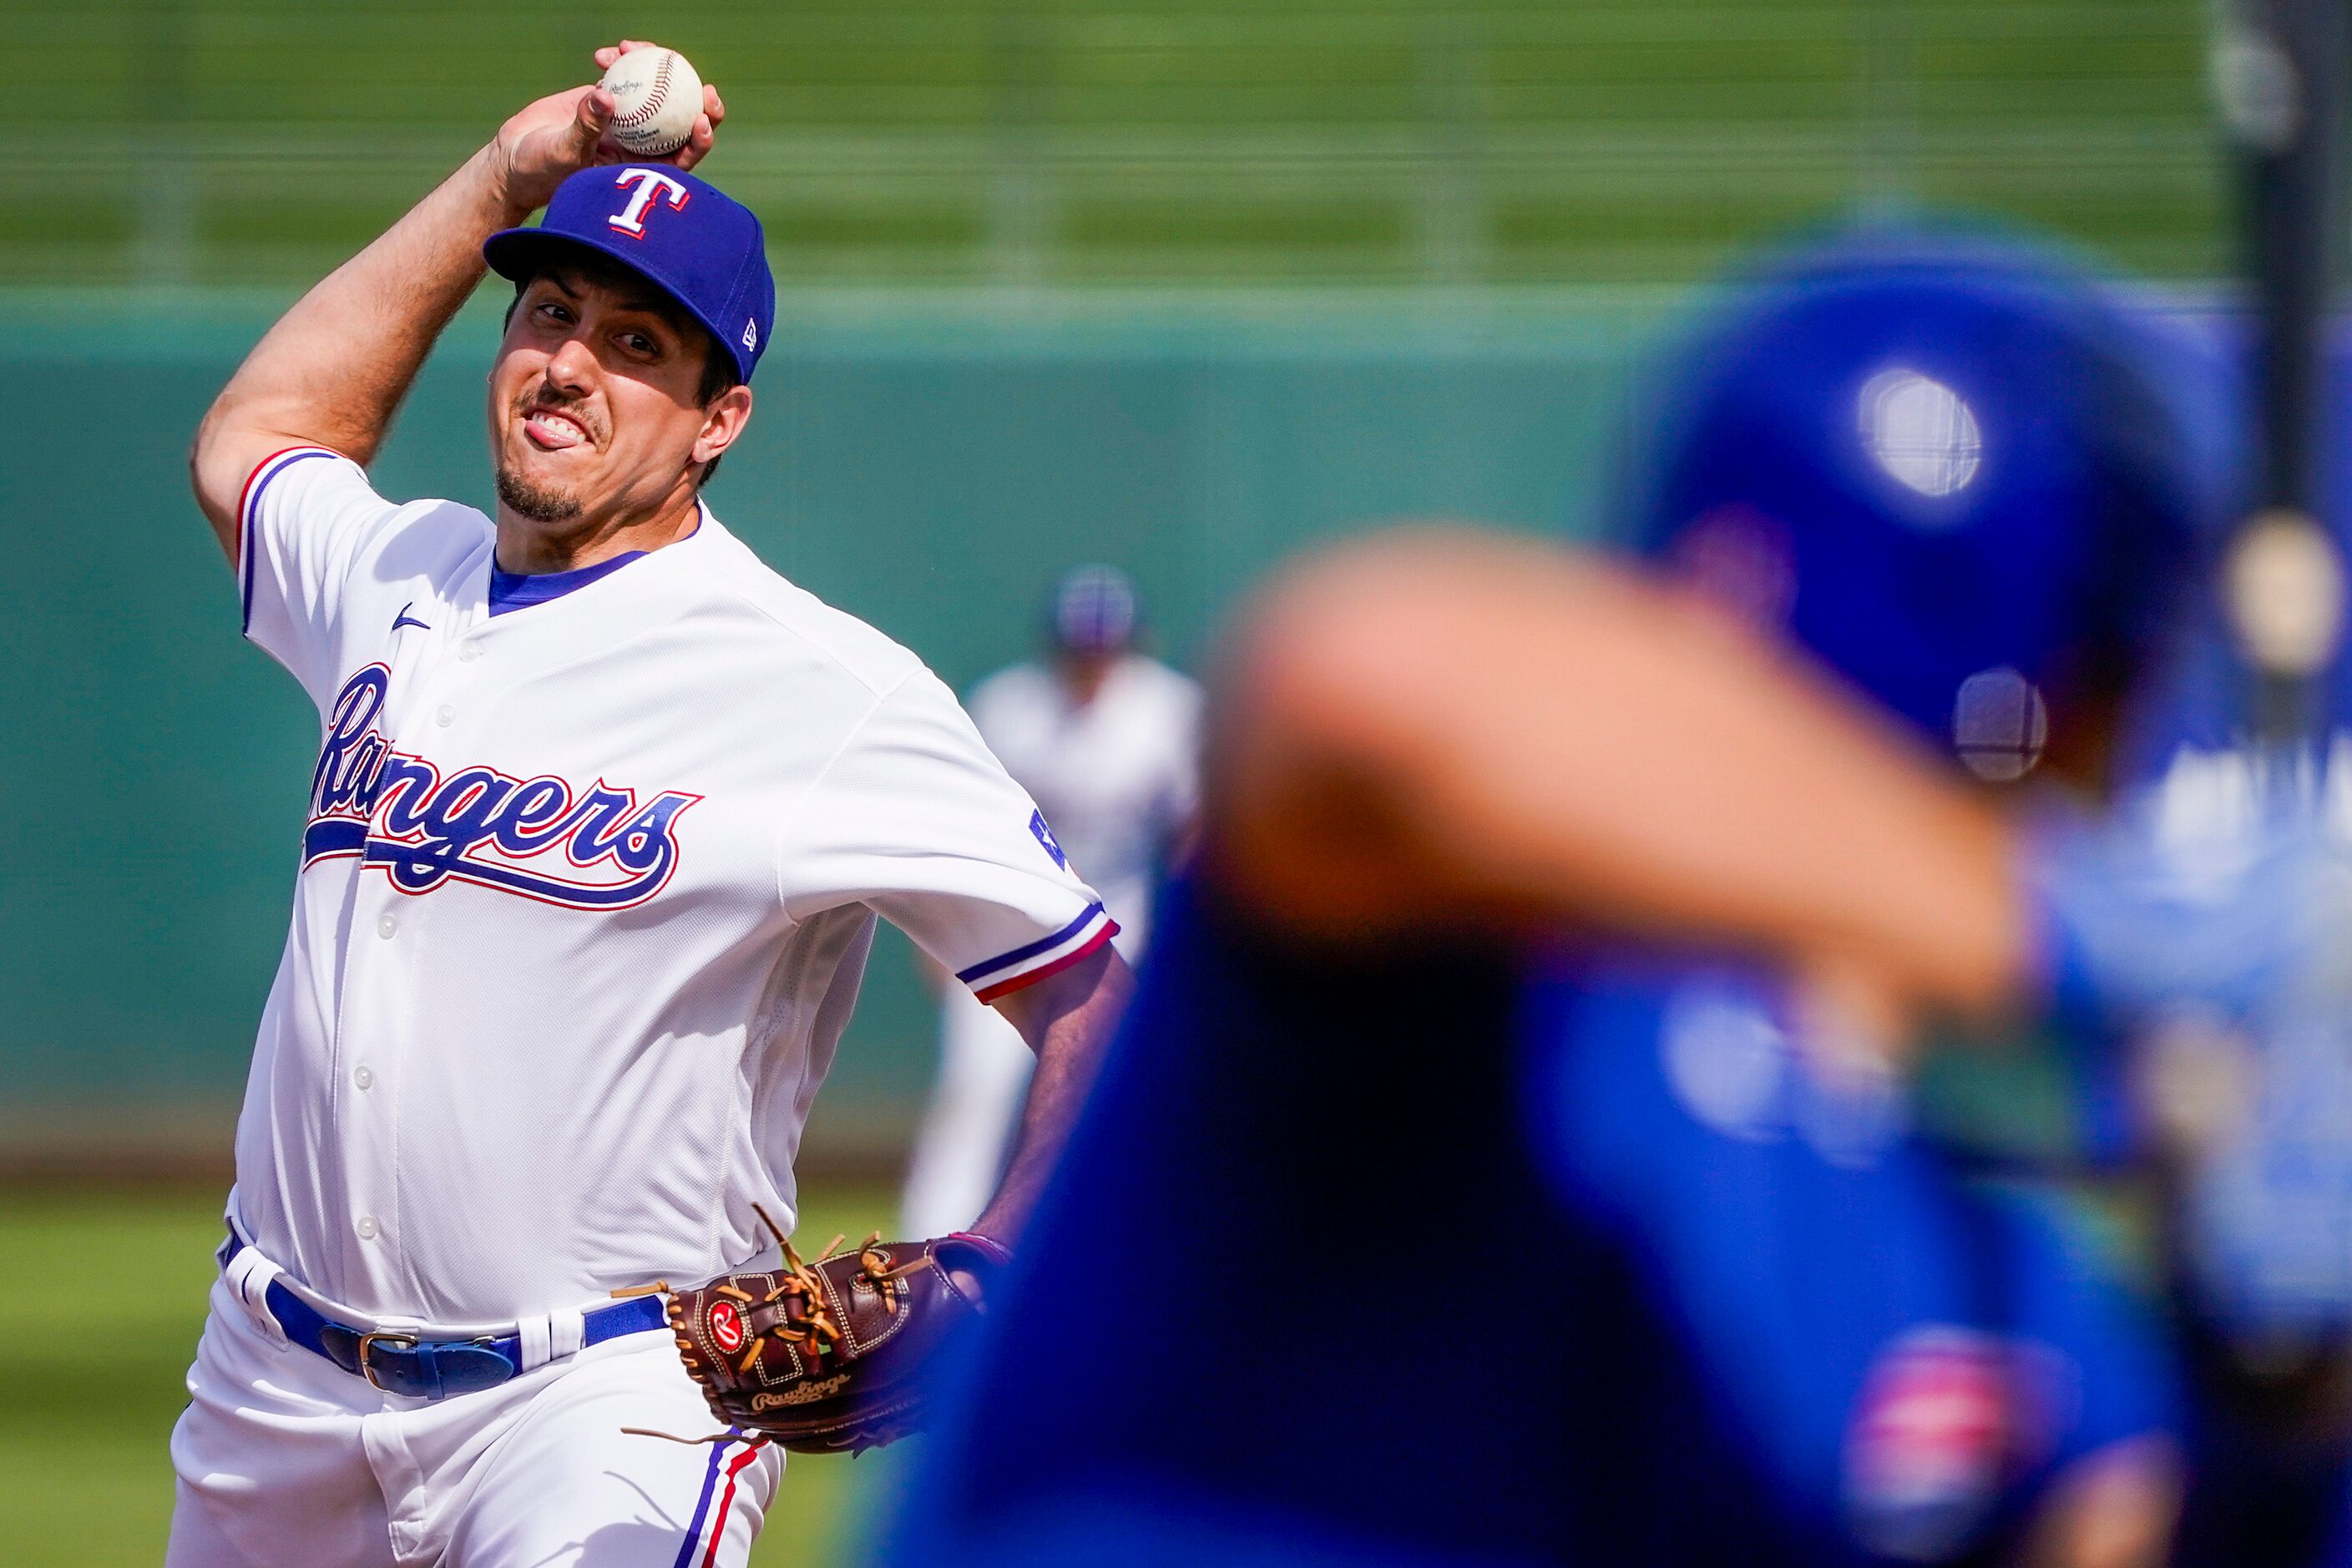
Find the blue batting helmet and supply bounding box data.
[1624,225,2221,771]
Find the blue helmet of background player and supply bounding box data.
[1050,564,1141,656]
[1623,227,2219,776]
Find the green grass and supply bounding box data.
[0,1185,906,1567]
[9,0,2222,284]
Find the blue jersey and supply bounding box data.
[1528,964,2178,1560]
[886,879,2177,1566]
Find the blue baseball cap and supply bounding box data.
[484,164,776,384]
[1623,225,2217,761]
[1050,564,1141,654]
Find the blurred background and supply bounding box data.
[0,1,2225,1561]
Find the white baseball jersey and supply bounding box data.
[230,446,1113,1324]
[964,655,1201,952]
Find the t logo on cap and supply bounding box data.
[608,169,690,238]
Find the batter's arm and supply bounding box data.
[187,43,724,559]
[1208,528,2029,1024]
[974,944,1138,1242]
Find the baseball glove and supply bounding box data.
[637,1207,1009,1454]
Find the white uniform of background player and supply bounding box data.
[167,53,1131,1568]
[902,566,1201,1236]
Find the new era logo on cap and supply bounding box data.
[483,164,777,384]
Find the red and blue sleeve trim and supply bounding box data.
[958,902,1106,987]
[961,903,1119,1004]
[235,445,341,634]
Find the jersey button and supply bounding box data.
[354,1214,379,1242]
[352,1065,374,1091]
[377,913,397,939]
[435,705,456,727]
[458,642,483,663]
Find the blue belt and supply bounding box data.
[217,1225,668,1401]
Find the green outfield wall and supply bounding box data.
[0,285,1663,1161]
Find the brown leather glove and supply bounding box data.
[655,1211,1009,1454]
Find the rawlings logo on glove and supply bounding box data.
[626,1206,1009,1454]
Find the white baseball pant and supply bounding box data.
[167,1272,782,1568]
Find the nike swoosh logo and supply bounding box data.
[391,602,432,634]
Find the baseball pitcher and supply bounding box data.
[168,45,1131,1568]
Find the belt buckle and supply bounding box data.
[357,1330,418,1392]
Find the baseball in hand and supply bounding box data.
[600,47,704,157]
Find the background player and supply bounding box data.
[885,230,2273,1566]
[2135,321,2352,834]
[169,46,1130,1568]
[902,564,1200,1236]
